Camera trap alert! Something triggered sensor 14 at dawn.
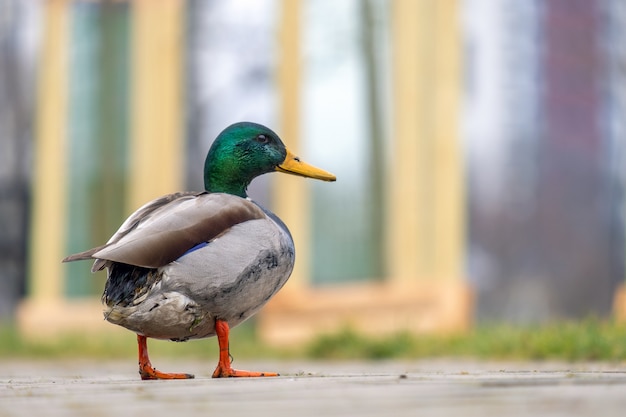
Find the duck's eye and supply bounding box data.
[256,134,269,144]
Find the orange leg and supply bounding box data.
[137,334,194,380]
[211,319,279,378]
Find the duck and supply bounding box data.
[62,122,336,380]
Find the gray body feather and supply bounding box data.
[63,192,295,341]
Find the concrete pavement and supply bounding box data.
[1,359,626,417]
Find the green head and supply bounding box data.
[204,122,336,197]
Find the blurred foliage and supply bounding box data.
[2,318,626,362]
[307,318,626,361]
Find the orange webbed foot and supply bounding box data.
[139,363,195,380]
[212,364,278,378]
[212,319,279,378]
[137,334,194,380]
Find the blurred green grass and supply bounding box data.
[2,318,626,361]
[307,319,626,361]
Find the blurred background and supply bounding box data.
[1,0,626,350]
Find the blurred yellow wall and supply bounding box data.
[20,0,472,344]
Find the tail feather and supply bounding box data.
[62,244,107,263]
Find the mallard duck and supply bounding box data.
[63,122,336,380]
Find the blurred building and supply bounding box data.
[1,0,625,342]
[464,0,626,322]
[0,0,37,321]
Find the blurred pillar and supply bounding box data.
[607,0,626,322]
[387,0,465,284]
[274,0,310,292]
[29,0,70,303]
[128,0,184,210]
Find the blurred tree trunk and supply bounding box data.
[0,0,37,319]
[360,0,386,278]
[185,0,217,192]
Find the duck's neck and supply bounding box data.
[203,141,264,198]
[204,171,250,198]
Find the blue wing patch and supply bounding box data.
[182,241,209,256]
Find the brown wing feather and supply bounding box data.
[62,191,199,264]
[62,192,266,269]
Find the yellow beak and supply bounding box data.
[276,149,336,182]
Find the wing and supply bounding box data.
[62,192,266,271]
